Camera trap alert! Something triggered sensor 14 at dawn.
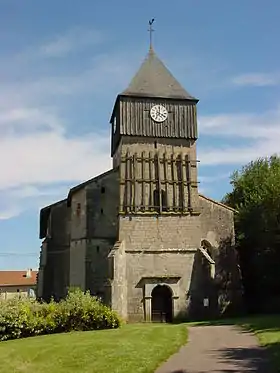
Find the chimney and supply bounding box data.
[26,268,32,278]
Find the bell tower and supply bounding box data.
[110,26,200,216]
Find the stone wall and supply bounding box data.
[69,188,86,290]
[41,200,70,300]
[196,195,243,318]
[85,237,115,303]
[114,136,197,166]
[86,170,119,239]
[125,250,196,321]
[199,195,235,246]
[69,170,119,291]
[119,214,201,250]
[118,214,201,321]
[117,196,240,321]
[70,188,87,240]
[108,241,127,319]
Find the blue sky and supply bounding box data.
[0,0,279,270]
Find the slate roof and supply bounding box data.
[121,48,196,100]
[0,270,38,287]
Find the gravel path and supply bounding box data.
[155,325,275,373]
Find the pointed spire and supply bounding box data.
[121,48,197,101]
[148,19,155,51]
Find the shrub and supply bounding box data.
[53,289,120,332]
[0,289,121,342]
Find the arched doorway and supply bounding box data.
[151,285,173,322]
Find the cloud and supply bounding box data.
[199,107,280,140]
[231,72,280,87]
[0,99,112,192]
[7,27,107,64]
[0,52,138,112]
[199,106,280,139]
[0,117,112,219]
[0,129,111,191]
[0,206,22,220]
[0,107,64,134]
[198,106,280,166]
[0,27,144,220]
[0,184,74,220]
[38,28,105,58]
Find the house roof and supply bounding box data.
[0,270,38,287]
[121,48,197,101]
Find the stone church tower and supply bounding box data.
[38,43,242,322]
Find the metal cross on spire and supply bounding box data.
[148,18,155,51]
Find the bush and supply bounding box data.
[0,289,121,342]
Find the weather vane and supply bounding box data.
[148,18,155,50]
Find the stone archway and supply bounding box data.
[151,285,173,322]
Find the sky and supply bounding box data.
[0,0,279,270]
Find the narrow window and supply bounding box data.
[153,189,167,212]
[100,208,104,214]
[161,190,167,211]
[153,189,160,212]
[101,186,105,194]
[76,203,81,217]
[113,117,117,133]
[154,141,157,149]
[96,246,100,253]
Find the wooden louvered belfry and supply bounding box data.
[110,48,201,216]
[119,151,200,214]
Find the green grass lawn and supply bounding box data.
[0,323,187,373]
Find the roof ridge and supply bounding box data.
[199,194,237,212]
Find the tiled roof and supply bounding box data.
[0,270,38,286]
[122,48,196,100]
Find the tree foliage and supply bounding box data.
[223,155,280,313]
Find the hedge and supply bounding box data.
[0,288,121,341]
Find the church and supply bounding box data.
[37,34,242,322]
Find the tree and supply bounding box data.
[223,155,280,313]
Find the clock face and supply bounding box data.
[150,105,168,123]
